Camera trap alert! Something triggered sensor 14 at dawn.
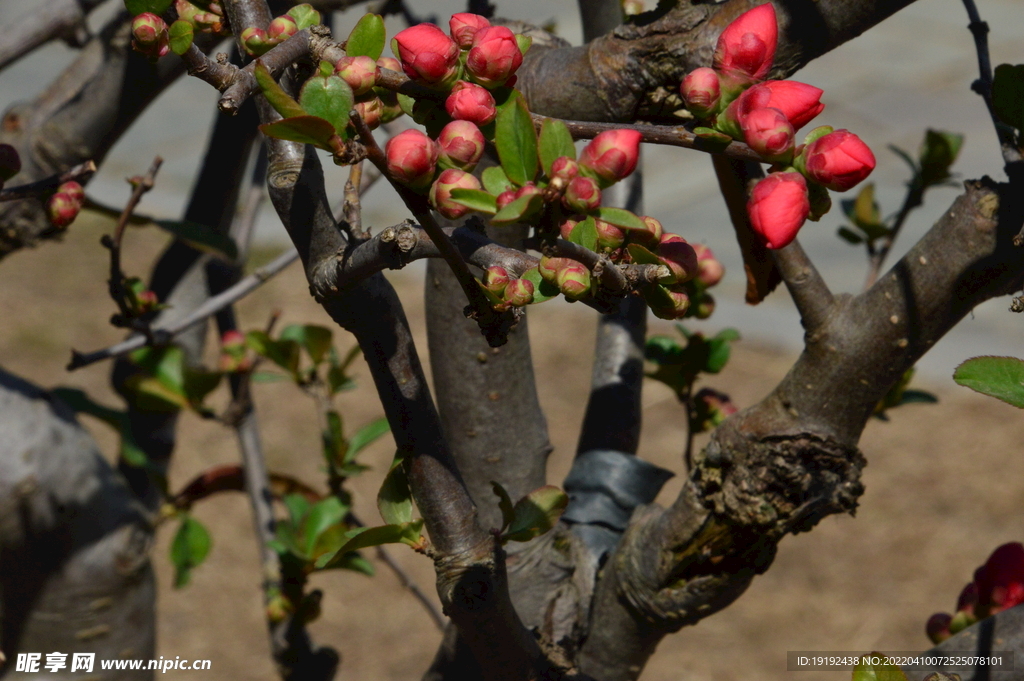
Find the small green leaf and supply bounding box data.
[491,481,515,532]
[450,188,498,214]
[299,75,354,138]
[283,493,311,526]
[170,515,212,589]
[259,116,337,150]
[899,389,938,405]
[538,118,576,175]
[627,243,661,265]
[245,331,300,376]
[705,335,737,374]
[346,14,386,60]
[322,410,348,467]
[123,346,189,412]
[954,356,1024,408]
[837,226,864,245]
[254,61,305,119]
[919,129,965,187]
[992,64,1024,132]
[494,91,539,186]
[334,553,375,576]
[502,485,568,543]
[888,144,919,176]
[397,93,416,117]
[596,207,646,231]
[154,220,238,260]
[51,387,124,430]
[852,183,879,227]
[318,520,424,568]
[568,216,598,251]
[301,496,348,556]
[851,653,909,681]
[125,0,171,15]
[491,193,542,224]
[287,3,321,30]
[182,366,222,409]
[349,417,391,458]
[644,335,684,365]
[377,454,412,525]
[482,166,514,195]
[802,125,834,147]
[251,371,287,383]
[693,127,733,144]
[279,324,333,364]
[520,267,561,304]
[515,34,532,57]
[168,20,194,55]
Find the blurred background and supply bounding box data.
[0,0,1022,679]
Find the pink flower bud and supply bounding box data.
[391,23,460,86]
[46,192,80,228]
[741,107,795,162]
[514,183,541,202]
[579,129,642,186]
[538,256,579,283]
[803,129,876,192]
[240,27,268,56]
[627,215,662,249]
[556,263,591,300]
[691,243,724,287]
[483,265,510,294]
[595,219,625,252]
[353,95,383,129]
[926,614,953,645]
[376,56,403,73]
[656,233,698,284]
[445,80,497,126]
[335,55,379,95]
[747,172,810,249]
[57,181,85,208]
[496,190,517,209]
[563,176,601,212]
[136,289,159,313]
[559,217,580,240]
[713,3,778,82]
[503,278,535,306]
[131,13,169,58]
[466,26,523,89]
[429,168,482,219]
[449,13,490,49]
[437,120,485,171]
[680,67,721,119]
[176,0,223,32]
[222,329,246,347]
[649,287,691,320]
[693,292,715,319]
[385,129,439,190]
[550,156,579,182]
[267,15,297,42]
[0,143,21,183]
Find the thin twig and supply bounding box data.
[179,43,239,91]
[0,161,97,202]
[770,239,834,334]
[532,115,765,163]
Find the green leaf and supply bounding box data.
[520,267,561,304]
[851,653,909,681]
[168,20,194,55]
[888,144,919,176]
[397,93,416,117]
[802,125,834,147]
[327,345,361,395]
[919,129,965,187]
[596,207,646,231]
[322,410,348,467]
[301,497,348,556]
[482,166,514,195]
[627,243,661,266]
[170,515,212,589]
[992,64,1024,132]
[954,356,1024,408]
[251,371,287,383]
[287,3,322,30]
[693,126,732,144]
[491,193,542,225]
[899,389,938,405]
[51,387,124,429]
[349,417,391,458]
[705,336,736,374]
[494,91,539,186]
[450,188,498,214]
[254,61,305,120]
[502,485,568,543]
[279,324,333,365]
[318,520,424,568]
[852,183,880,228]
[123,346,189,412]
[283,493,311,526]
[259,116,337,150]
[538,118,576,175]
[153,220,238,260]
[346,14,386,60]
[837,226,864,245]
[125,0,171,15]
[182,366,222,409]
[515,34,532,57]
[246,331,300,376]
[644,335,684,365]
[333,552,375,576]
[377,454,412,525]
[568,216,598,251]
[299,75,354,138]
[491,481,515,532]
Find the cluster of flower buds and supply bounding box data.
[928,542,1024,644]
[131,13,170,60]
[46,181,84,229]
[241,16,297,56]
[175,0,225,34]
[480,266,535,308]
[218,330,253,373]
[679,4,876,249]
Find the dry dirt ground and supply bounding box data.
[2,213,1023,681]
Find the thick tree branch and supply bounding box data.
[0,0,107,72]
[771,240,834,335]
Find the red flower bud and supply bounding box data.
[353,95,383,130]
[57,181,85,208]
[974,542,1024,616]
[503,278,535,307]
[483,266,510,295]
[496,190,517,209]
[445,81,497,126]
[741,107,795,162]
[335,55,379,95]
[384,129,439,190]
[391,24,460,86]
[595,219,625,252]
[222,329,246,347]
[563,176,602,212]
[437,120,486,171]
[550,156,579,182]
[466,26,523,89]
[579,129,642,186]
[514,183,541,202]
[648,287,691,320]
[131,13,169,58]
[713,3,778,82]
[556,263,591,300]
[803,129,876,192]
[681,67,722,119]
[46,192,80,228]
[926,614,953,645]
[691,243,724,287]
[726,80,825,135]
[429,168,482,219]
[267,15,297,42]
[449,12,490,49]
[747,172,810,249]
[656,233,699,284]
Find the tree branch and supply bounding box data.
[0,161,96,202]
[770,239,834,335]
[0,0,107,72]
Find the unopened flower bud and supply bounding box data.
[926,614,953,645]
[693,292,716,319]
[556,263,591,300]
[648,287,691,320]
[466,26,523,89]
[335,55,379,95]
[384,129,439,190]
[483,266,510,295]
[267,15,297,42]
[437,120,485,171]
[691,243,724,287]
[538,256,580,284]
[656,233,698,284]
[445,81,497,126]
[579,129,642,187]
[449,12,490,49]
[503,278,534,306]
[549,156,579,191]
[629,215,662,249]
[742,107,795,162]
[374,86,404,123]
[429,168,482,219]
[802,129,876,192]
[680,67,721,119]
[712,3,778,82]
[46,192,80,228]
[240,26,269,56]
[136,289,159,313]
[131,12,170,58]
[57,181,85,208]
[353,94,383,129]
[747,172,810,249]
[594,219,625,251]
[563,176,601,212]
[559,217,581,240]
[392,24,460,86]
[496,190,517,210]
